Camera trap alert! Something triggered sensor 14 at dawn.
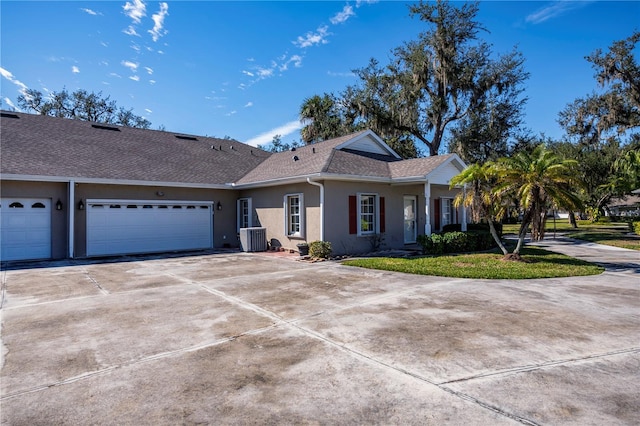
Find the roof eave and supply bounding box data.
[0,174,231,190]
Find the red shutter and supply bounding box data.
[349,195,357,234]
[434,198,441,231]
[379,197,386,233]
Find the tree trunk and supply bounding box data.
[568,211,578,228]
[539,214,548,240]
[488,220,508,255]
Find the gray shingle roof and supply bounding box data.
[1,111,270,186]
[1,112,464,187]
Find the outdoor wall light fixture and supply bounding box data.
[78,199,85,210]
[56,199,63,211]
[217,201,222,211]
[156,191,165,197]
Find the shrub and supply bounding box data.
[467,222,503,237]
[309,240,332,258]
[441,231,469,253]
[633,221,640,236]
[442,224,462,233]
[468,231,497,251]
[417,234,444,255]
[418,230,498,254]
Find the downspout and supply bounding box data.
[306,178,324,241]
[68,180,75,258]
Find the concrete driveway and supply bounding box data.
[1,247,639,425]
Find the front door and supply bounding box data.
[403,196,417,244]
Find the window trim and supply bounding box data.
[284,193,304,238]
[357,192,380,236]
[237,197,252,231]
[441,197,454,228]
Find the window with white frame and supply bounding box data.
[237,198,251,230]
[359,193,377,235]
[442,198,454,227]
[285,193,304,237]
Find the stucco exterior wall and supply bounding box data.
[1,180,69,259]
[241,182,321,252]
[323,181,425,255]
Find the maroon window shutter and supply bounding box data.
[434,198,441,231]
[379,197,386,233]
[349,195,357,234]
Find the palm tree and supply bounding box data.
[450,163,509,255]
[299,94,346,144]
[451,145,583,260]
[493,145,583,256]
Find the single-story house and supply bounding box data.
[1,111,467,261]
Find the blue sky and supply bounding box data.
[1,1,638,151]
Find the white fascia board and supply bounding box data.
[0,174,230,190]
[334,130,401,159]
[231,173,395,189]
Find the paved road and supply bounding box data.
[1,243,638,425]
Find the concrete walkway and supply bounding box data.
[528,236,640,273]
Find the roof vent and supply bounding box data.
[91,124,120,131]
[290,147,296,152]
[175,135,198,141]
[1,112,19,119]
[292,155,299,161]
[312,147,316,153]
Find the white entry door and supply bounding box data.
[403,196,417,244]
[86,200,213,257]
[1,198,52,261]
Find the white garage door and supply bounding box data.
[1,198,52,261]
[86,200,213,257]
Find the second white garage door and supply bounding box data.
[86,200,213,257]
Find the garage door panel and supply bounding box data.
[86,200,213,257]
[1,198,52,261]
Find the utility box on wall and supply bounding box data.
[239,227,267,252]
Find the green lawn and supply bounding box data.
[343,247,604,279]
[503,220,640,251]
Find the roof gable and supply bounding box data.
[334,130,400,159]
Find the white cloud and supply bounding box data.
[242,70,254,77]
[244,102,253,108]
[327,70,355,77]
[123,0,146,24]
[71,66,80,74]
[149,80,156,85]
[145,108,152,114]
[279,55,304,72]
[330,5,355,24]
[101,41,109,47]
[129,75,140,82]
[123,26,139,36]
[109,72,122,78]
[245,120,303,147]
[148,2,169,42]
[130,43,141,52]
[256,67,274,79]
[0,66,29,96]
[225,110,237,117]
[144,66,153,75]
[525,1,594,24]
[294,25,330,48]
[81,8,101,16]
[3,97,19,111]
[356,0,378,7]
[121,60,139,72]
